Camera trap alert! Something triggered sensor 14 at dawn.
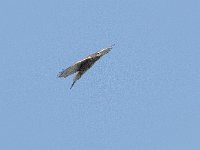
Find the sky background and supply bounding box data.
[0,0,200,149]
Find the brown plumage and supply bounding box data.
[58,45,113,89]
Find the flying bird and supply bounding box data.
[58,45,114,89]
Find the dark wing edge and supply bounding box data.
[58,65,78,78]
[57,57,89,78]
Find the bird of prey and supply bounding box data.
[58,45,114,89]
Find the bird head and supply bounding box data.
[96,44,114,57]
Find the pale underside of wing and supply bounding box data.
[58,57,89,78]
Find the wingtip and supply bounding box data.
[57,71,64,78]
[70,80,76,89]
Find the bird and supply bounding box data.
[58,45,114,89]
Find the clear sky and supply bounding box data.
[0,0,200,149]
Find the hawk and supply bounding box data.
[58,45,114,89]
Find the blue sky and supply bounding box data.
[0,0,200,149]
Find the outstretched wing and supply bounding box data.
[70,71,82,89]
[58,57,89,78]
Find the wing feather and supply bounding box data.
[58,57,89,78]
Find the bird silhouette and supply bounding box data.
[58,45,114,89]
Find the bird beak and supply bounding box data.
[99,46,113,56]
[97,44,114,56]
[103,48,112,54]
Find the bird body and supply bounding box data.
[58,45,113,89]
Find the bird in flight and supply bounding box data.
[58,45,114,89]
